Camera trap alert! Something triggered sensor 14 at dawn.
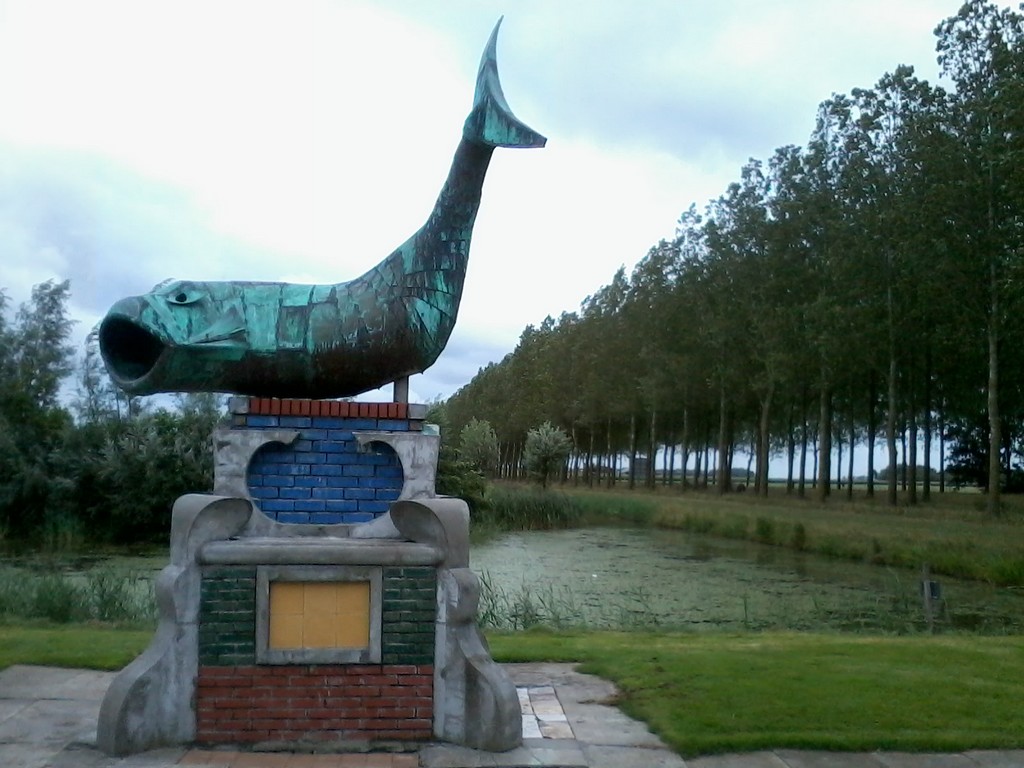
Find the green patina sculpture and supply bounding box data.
[99,19,545,399]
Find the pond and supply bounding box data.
[471,527,1024,633]
[5,527,1022,633]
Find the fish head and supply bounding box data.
[99,279,249,394]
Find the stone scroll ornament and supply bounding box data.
[98,18,545,399]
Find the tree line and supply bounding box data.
[445,1,1024,514]
[0,280,219,546]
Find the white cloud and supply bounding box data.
[0,0,963,401]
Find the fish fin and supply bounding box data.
[187,309,248,345]
[463,18,547,149]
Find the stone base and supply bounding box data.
[97,411,520,756]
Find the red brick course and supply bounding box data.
[196,664,433,744]
[245,399,409,420]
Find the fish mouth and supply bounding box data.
[98,315,166,388]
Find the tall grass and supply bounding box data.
[0,566,156,625]
[476,486,583,531]
[557,486,1024,587]
[477,570,664,632]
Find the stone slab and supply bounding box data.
[561,703,665,749]
[962,751,1024,767]
[0,742,52,768]
[580,744,687,768]
[0,699,100,746]
[0,665,110,701]
[687,752,790,768]
[0,700,31,723]
[874,753,979,768]
[774,753,886,768]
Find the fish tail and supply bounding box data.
[463,18,547,149]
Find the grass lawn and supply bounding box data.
[0,625,152,671]
[3,622,1024,757]
[488,629,1024,756]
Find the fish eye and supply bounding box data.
[166,287,203,306]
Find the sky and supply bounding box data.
[0,0,967,407]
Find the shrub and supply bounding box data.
[458,418,499,476]
[523,422,572,489]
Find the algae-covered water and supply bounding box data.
[6,527,1022,632]
[471,527,1024,633]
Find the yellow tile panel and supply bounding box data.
[270,581,304,615]
[337,582,370,647]
[267,580,372,650]
[303,612,338,648]
[303,582,337,615]
[268,611,304,649]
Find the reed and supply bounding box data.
[476,485,583,531]
[0,566,156,625]
[560,487,1024,587]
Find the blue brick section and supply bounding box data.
[243,409,411,525]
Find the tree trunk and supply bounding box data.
[939,402,946,494]
[704,429,713,488]
[867,370,877,498]
[887,246,899,505]
[757,383,774,497]
[987,268,1001,515]
[900,428,908,492]
[786,398,796,494]
[798,396,808,498]
[811,426,818,489]
[587,429,595,488]
[667,440,675,486]
[726,440,735,490]
[908,372,918,506]
[680,406,690,492]
[746,439,755,491]
[816,381,831,502]
[835,430,843,490]
[717,383,729,494]
[571,426,579,485]
[986,151,1001,515]
[923,351,932,502]
[606,416,614,488]
[647,408,657,489]
[887,352,898,506]
[628,413,638,490]
[846,416,855,502]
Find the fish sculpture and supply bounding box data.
[99,19,545,399]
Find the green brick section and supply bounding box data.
[382,567,436,665]
[197,566,436,667]
[199,566,257,666]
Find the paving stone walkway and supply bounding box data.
[1,664,1022,768]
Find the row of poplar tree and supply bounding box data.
[445,0,1024,514]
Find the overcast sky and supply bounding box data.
[0,0,965,404]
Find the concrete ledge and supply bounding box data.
[199,537,443,566]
